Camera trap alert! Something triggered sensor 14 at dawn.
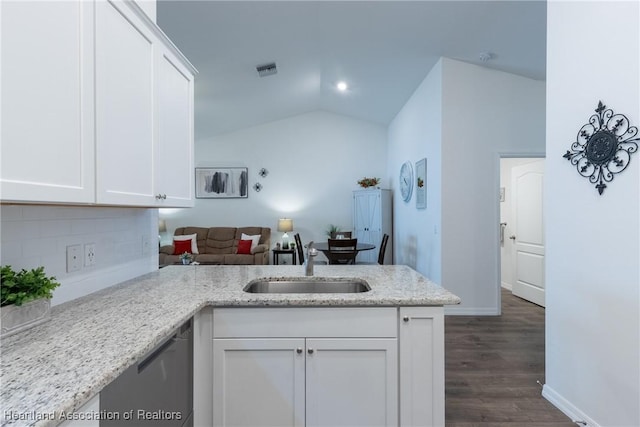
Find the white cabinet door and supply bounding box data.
[399,307,444,427]
[0,1,95,203]
[156,49,194,207]
[213,338,306,427]
[306,338,398,427]
[353,189,392,263]
[95,0,156,206]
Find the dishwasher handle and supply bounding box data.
[137,334,177,374]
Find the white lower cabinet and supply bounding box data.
[212,307,400,427]
[399,307,445,427]
[213,338,306,427]
[305,338,398,427]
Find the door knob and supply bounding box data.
[509,235,516,240]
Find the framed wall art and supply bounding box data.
[195,167,248,199]
[415,158,427,209]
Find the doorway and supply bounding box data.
[499,156,545,307]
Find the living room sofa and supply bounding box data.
[159,226,271,266]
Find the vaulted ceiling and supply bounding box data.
[158,1,546,139]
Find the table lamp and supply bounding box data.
[277,218,293,249]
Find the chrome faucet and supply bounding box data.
[305,241,318,276]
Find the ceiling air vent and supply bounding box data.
[256,62,277,78]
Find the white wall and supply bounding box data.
[0,205,158,306]
[387,60,443,283]
[441,58,545,314]
[161,111,387,258]
[544,2,640,426]
[389,57,545,314]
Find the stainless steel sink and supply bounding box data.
[244,278,371,294]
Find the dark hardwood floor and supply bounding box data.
[445,289,576,427]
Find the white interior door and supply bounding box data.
[510,160,545,306]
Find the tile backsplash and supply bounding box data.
[1,205,158,306]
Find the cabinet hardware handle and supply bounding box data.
[403,316,410,322]
[162,194,167,199]
[307,348,314,354]
[296,348,303,354]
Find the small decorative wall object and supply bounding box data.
[563,101,639,195]
[253,183,262,192]
[259,168,269,178]
[499,187,505,202]
[415,158,427,209]
[195,167,248,198]
[399,161,413,202]
[357,177,380,188]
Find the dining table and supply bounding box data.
[313,241,376,255]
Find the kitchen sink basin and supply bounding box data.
[244,278,371,294]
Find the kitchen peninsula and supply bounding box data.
[0,265,460,427]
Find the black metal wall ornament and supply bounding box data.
[253,183,262,192]
[563,101,639,195]
[258,168,269,178]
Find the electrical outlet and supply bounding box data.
[66,245,82,272]
[84,243,96,267]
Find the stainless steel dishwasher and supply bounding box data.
[100,319,193,427]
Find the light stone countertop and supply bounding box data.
[0,264,460,427]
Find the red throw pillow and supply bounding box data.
[237,239,252,255]
[173,239,193,255]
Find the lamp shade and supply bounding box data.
[277,218,293,233]
[158,219,167,233]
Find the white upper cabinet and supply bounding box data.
[96,0,195,207]
[0,1,95,203]
[155,48,195,206]
[0,0,196,207]
[95,0,156,205]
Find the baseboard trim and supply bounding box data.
[542,384,600,427]
[444,306,500,316]
[501,281,512,291]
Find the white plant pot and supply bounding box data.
[1,298,51,338]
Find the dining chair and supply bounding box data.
[356,233,389,265]
[294,233,327,265]
[330,231,352,239]
[326,238,358,265]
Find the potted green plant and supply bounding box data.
[179,252,193,265]
[1,265,60,338]
[326,224,341,237]
[357,177,381,188]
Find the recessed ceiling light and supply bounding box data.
[336,81,348,92]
